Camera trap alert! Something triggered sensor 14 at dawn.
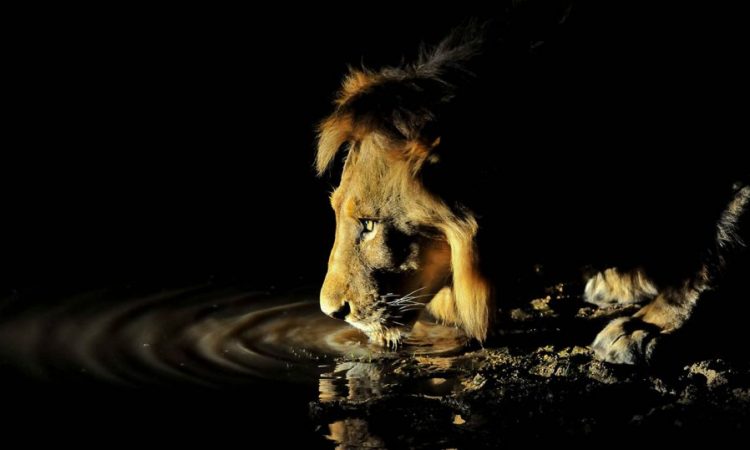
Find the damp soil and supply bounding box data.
[311,280,750,447]
[1,279,748,447]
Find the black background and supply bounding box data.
[2,3,749,445]
[5,5,496,297]
[5,2,748,298]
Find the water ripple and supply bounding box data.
[0,285,466,389]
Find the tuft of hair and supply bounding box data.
[315,23,487,176]
[706,184,750,279]
[441,217,494,341]
[716,185,750,251]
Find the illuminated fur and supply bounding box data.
[315,28,750,362]
[317,31,491,344]
[318,131,489,344]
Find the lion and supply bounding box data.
[315,26,750,364]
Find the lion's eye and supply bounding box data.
[360,219,376,233]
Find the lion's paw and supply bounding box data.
[592,317,661,365]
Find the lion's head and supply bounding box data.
[316,31,493,346]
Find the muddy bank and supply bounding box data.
[312,284,750,447]
[313,349,750,447]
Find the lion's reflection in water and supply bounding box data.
[317,325,467,448]
[326,418,386,449]
[319,362,386,402]
[319,361,451,449]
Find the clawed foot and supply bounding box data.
[592,317,662,365]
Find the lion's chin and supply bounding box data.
[368,327,405,348]
[347,319,407,349]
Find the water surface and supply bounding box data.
[0,285,467,397]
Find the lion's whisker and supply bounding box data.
[394,304,420,311]
[399,306,426,312]
[393,294,434,303]
[402,286,427,298]
[391,299,421,306]
[388,291,434,307]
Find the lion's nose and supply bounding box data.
[320,271,350,320]
[324,301,350,321]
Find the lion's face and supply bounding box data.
[316,61,494,344]
[320,136,453,346]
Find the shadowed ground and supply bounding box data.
[313,277,750,447]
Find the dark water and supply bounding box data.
[8,281,747,447]
[0,285,467,446]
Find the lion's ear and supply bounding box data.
[316,114,353,175]
[442,221,492,341]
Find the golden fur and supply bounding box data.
[316,62,495,343]
[315,32,750,363]
[311,22,509,347]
